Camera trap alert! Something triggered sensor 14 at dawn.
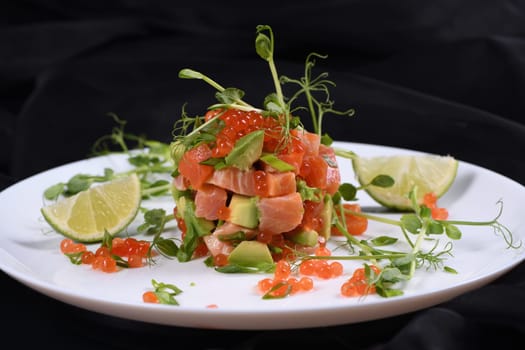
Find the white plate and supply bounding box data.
[0,142,524,330]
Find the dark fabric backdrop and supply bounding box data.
[1,1,524,349]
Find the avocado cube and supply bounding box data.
[228,240,273,267]
[228,194,259,229]
[319,194,333,239]
[288,229,319,247]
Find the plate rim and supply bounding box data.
[1,141,524,330]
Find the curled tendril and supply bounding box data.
[487,200,521,249]
[443,199,521,249]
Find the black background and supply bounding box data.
[1,1,525,349]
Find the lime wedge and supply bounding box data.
[353,154,458,210]
[41,174,142,242]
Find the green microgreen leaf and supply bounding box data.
[64,252,83,265]
[224,130,264,170]
[216,262,275,274]
[370,236,398,246]
[66,174,92,194]
[297,179,323,202]
[262,281,293,300]
[150,279,183,305]
[43,183,66,200]
[176,199,214,262]
[153,237,179,258]
[400,214,422,234]
[217,231,247,242]
[444,266,458,274]
[375,286,404,298]
[178,68,226,94]
[321,133,333,146]
[138,208,173,235]
[200,157,226,168]
[370,174,395,188]
[427,221,444,235]
[113,254,129,268]
[140,179,171,198]
[255,25,273,62]
[338,183,357,201]
[260,153,295,172]
[445,224,462,240]
[178,68,205,80]
[263,93,285,114]
[419,205,432,219]
[215,88,245,104]
[101,229,113,249]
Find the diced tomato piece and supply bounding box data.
[274,133,305,174]
[277,150,304,175]
[332,203,368,236]
[300,155,328,189]
[295,129,320,156]
[319,144,340,195]
[178,144,214,190]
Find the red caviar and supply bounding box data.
[205,109,280,158]
[341,265,381,297]
[253,170,269,197]
[92,255,117,273]
[59,236,151,273]
[314,246,331,257]
[297,245,344,280]
[257,259,315,297]
[216,206,230,221]
[274,259,292,281]
[60,238,87,254]
[423,192,449,220]
[80,251,95,264]
[142,291,159,303]
[257,247,347,298]
[213,253,229,267]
